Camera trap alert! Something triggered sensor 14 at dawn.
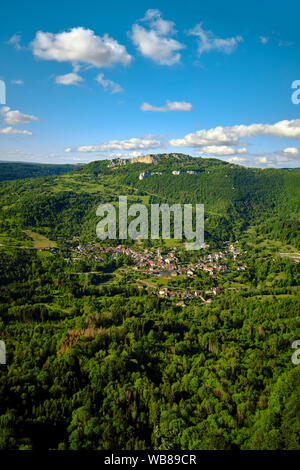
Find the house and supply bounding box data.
[237,265,247,271]
[158,288,169,297]
[213,287,222,295]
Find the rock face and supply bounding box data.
[107,159,128,168]
[107,155,155,168]
[107,153,193,168]
[139,170,164,180]
[130,155,155,164]
[133,153,192,165]
[139,171,151,180]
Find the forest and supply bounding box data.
[0,154,299,450]
[0,162,76,182]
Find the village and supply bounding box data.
[43,238,248,306]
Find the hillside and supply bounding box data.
[0,162,77,182]
[0,154,299,450]
[0,154,299,248]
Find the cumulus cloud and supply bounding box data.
[225,147,300,168]
[170,119,300,148]
[127,151,143,158]
[254,156,269,165]
[142,9,176,36]
[252,154,294,167]
[226,156,247,165]
[141,100,193,112]
[11,79,24,85]
[197,145,248,156]
[31,27,132,68]
[65,136,163,153]
[131,9,185,65]
[231,120,300,139]
[55,72,83,85]
[96,73,123,93]
[275,147,300,160]
[281,147,300,155]
[0,127,33,135]
[1,107,39,125]
[189,23,243,55]
[170,127,240,147]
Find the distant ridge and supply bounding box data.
[107,153,194,167]
[0,161,76,182]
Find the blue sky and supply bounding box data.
[1,0,300,167]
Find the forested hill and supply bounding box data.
[0,154,299,248]
[0,161,77,182]
[0,153,300,450]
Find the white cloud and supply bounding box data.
[252,154,291,166]
[271,147,300,163]
[226,147,300,168]
[255,156,268,164]
[55,72,83,85]
[170,119,300,148]
[142,9,176,36]
[189,23,243,55]
[0,127,33,135]
[109,151,145,158]
[96,73,123,93]
[170,127,240,147]
[281,147,300,156]
[260,36,269,45]
[237,147,248,154]
[65,136,163,153]
[131,9,185,65]
[11,79,24,85]
[31,27,132,68]
[197,145,248,156]
[226,156,247,165]
[7,34,23,50]
[141,100,193,112]
[232,120,300,139]
[1,107,39,125]
[127,151,143,158]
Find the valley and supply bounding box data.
[0,154,299,450]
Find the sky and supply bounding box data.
[1,0,300,168]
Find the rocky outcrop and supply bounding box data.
[107,153,194,168]
[107,158,129,168]
[139,171,151,180]
[130,155,155,164]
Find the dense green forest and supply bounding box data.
[0,154,299,450]
[0,162,76,182]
